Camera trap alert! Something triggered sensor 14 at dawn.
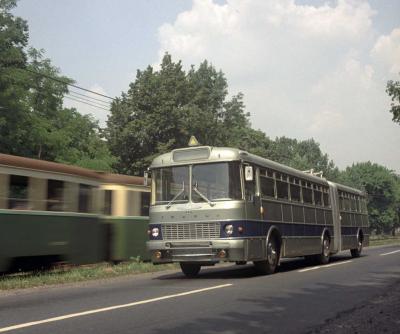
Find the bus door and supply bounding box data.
[243,165,262,221]
[328,181,341,252]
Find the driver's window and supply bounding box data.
[244,165,256,201]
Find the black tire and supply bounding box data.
[350,235,363,258]
[315,235,330,265]
[180,262,201,278]
[253,237,279,275]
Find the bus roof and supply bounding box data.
[150,146,365,194]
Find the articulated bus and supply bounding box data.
[146,145,369,277]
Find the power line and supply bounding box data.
[68,89,112,106]
[22,67,116,101]
[64,95,110,112]
[67,92,111,108]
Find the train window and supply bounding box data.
[290,183,301,202]
[314,188,323,206]
[104,190,113,215]
[260,175,275,198]
[141,192,150,216]
[302,186,313,204]
[47,180,64,211]
[8,175,29,209]
[276,179,289,200]
[78,184,91,213]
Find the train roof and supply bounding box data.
[150,146,364,194]
[98,173,145,186]
[0,153,145,186]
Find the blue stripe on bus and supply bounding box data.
[147,222,367,240]
[148,221,336,240]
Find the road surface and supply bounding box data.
[0,244,399,333]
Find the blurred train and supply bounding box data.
[0,153,150,272]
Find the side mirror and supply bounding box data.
[244,166,254,181]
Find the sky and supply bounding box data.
[13,0,400,172]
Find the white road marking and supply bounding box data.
[0,284,233,333]
[298,260,353,273]
[324,260,353,267]
[380,249,400,256]
[298,266,321,272]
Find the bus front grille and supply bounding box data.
[162,222,221,240]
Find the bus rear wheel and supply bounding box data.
[180,262,201,278]
[253,237,279,275]
[315,235,330,265]
[350,235,363,258]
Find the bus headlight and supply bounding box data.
[224,224,233,236]
[151,227,160,237]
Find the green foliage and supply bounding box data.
[386,76,400,124]
[266,137,339,180]
[339,162,400,234]
[0,2,116,171]
[106,54,250,175]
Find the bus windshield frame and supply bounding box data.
[152,161,243,206]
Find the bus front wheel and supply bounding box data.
[180,262,201,278]
[253,237,279,275]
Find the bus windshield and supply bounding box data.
[154,166,190,205]
[153,162,242,205]
[192,162,242,203]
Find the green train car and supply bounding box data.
[0,154,149,272]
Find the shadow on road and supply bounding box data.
[155,254,360,280]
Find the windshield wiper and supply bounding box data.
[166,181,186,209]
[193,183,216,207]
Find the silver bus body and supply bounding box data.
[146,146,369,267]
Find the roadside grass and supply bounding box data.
[0,261,178,291]
[369,235,400,247]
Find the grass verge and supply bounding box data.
[0,261,178,291]
[369,235,400,247]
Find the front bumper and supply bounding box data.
[146,239,247,263]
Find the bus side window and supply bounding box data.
[244,166,256,201]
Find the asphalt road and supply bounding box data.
[0,244,399,334]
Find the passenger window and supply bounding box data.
[260,175,275,198]
[314,187,323,206]
[104,190,113,215]
[302,182,313,204]
[47,180,64,211]
[290,183,301,202]
[8,175,29,209]
[78,184,91,213]
[276,179,289,200]
[323,189,330,207]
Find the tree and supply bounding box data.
[339,162,400,235]
[265,137,339,180]
[386,76,400,124]
[0,0,30,155]
[0,2,116,171]
[106,54,251,175]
